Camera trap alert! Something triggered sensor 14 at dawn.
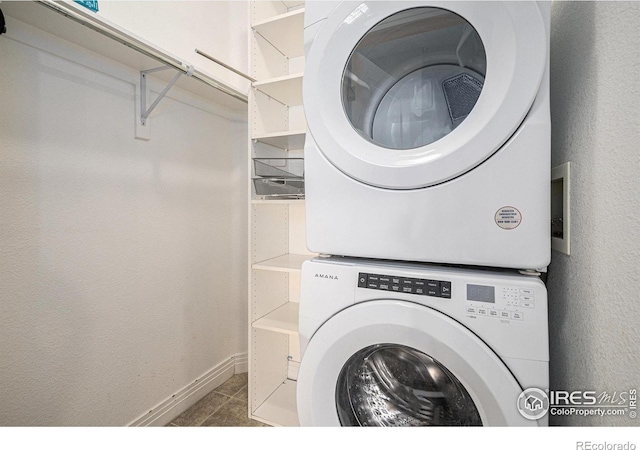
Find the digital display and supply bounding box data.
[467,284,495,303]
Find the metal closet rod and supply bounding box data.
[35,0,248,104]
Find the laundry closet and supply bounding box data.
[2,0,640,433]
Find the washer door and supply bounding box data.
[297,300,537,426]
[304,1,547,189]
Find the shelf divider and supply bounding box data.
[253,380,299,427]
[252,253,310,273]
[252,130,306,150]
[253,302,299,335]
[252,9,305,59]
[253,73,303,106]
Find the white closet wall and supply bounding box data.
[0,4,248,426]
[548,1,640,427]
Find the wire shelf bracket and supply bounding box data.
[135,64,195,140]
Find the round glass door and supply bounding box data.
[303,1,547,189]
[336,344,482,426]
[342,7,486,150]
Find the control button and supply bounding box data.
[379,283,390,291]
[466,306,477,314]
[521,302,535,309]
[520,295,535,302]
[402,285,415,294]
[368,274,380,282]
[520,288,534,295]
[489,309,499,318]
[440,281,452,299]
[401,279,414,294]
[358,273,368,288]
[390,284,401,292]
[512,311,524,321]
[413,279,426,288]
[477,308,488,316]
[424,280,440,297]
[367,281,379,289]
[415,286,426,295]
[379,276,391,284]
[500,311,510,319]
[391,277,402,285]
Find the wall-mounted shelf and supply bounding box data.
[252,9,305,59]
[253,73,303,105]
[2,0,247,113]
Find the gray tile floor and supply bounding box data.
[167,373,269,427]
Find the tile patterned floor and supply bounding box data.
[167,373,269,427]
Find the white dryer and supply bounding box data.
[297,257,549,426]
[303,1,551,271]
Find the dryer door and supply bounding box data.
[297,300,539,426]
[304,1,547,189]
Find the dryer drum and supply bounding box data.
[342,7,487,151]
[370,65,485,149]
[443,73,484,122]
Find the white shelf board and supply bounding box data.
[252,9,304,59]
[252,254,310,272]
[253,302,299,335]
[3,1,247,112]
[282,1,305,8]
[252,130,306,150]
[251,199,305,205]
[253,73,303,106]
[253,380,299,427]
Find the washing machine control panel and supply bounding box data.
[357,272,451,298]
[465,284,537,322]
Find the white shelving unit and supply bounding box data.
[248,1,311,427]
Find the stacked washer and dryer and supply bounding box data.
[297,1,551,426]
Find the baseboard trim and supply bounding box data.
[128,352,248,427]
[234,352,248,374]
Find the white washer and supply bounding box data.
[297,257,549,426]
[303,1,551,271]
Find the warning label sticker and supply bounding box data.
[495,207,522,230]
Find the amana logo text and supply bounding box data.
[315,273,339,280]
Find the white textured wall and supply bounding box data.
[548,1,640,426]
[0,9,248,425]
